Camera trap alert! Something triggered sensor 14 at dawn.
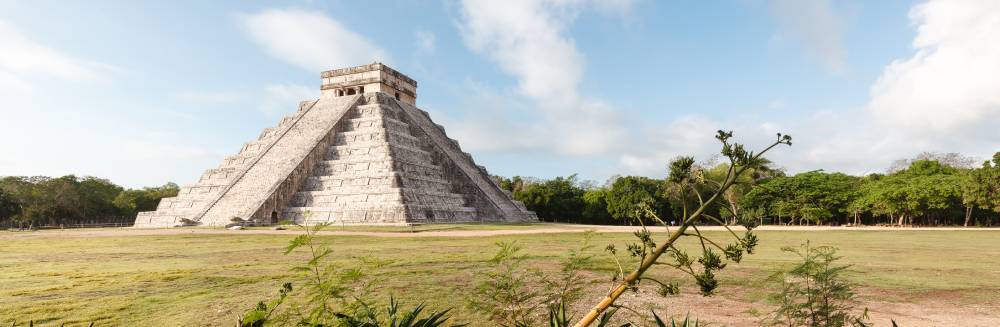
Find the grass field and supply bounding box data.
[1,227,998,326]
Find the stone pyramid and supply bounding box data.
[134,63,536,227]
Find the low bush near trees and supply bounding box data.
[766,242,871,327]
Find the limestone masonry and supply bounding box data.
[134,63,537,227]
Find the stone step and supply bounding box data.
[282,205,410,224]
[134,212,183,228]
[291,190,404,207]
[301,173,452,192]
[394,97,528,216]
[328,142,430,156]
[340,116,410,132]
[196,95,362,226]
[156,197,207,212]
[291,188,466,207]
[176,184,226,197]
[316,159,445,180]
[220,152,257,167]
[328,144,432,164]
[282,204,477,224]
[239,140,269,156]
[399,189,467,206]
[283,205,478,215]
[199,167,240,184]
[327,134,425,153]
[352,103,399,117]
[333,129,419,144]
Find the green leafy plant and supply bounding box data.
[653,312,701,327]
[541,231,597,311]
[238,222,461,326]
[583,309,702,327]
[766,242,870,327]
[468,241,539,327]
[574,131,792,326]
[333,297,465,327]
[471,232,597,327]
[240,282,293,327]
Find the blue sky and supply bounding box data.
[2,0,998,188]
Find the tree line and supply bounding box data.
[0,175,178,228]
[496,152,1000,227]
[3,151,997,228]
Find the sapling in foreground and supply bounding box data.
[574,131,791,326]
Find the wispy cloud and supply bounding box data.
[0,19,112,96]
[237,9,389,71]
[415,30,436,54]
[768,0,849,73]
[454,0,633,156]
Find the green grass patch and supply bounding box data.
[1,229,997,326]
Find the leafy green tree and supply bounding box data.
[0,175,179,226]
[581,188,614,225]
[0,188,20,224]
[20,175,85,225]
[113,183,179,218]
[962,153,1000,226]
[514,175,585,222]
[852,160,965,225]
[742,171,859,225]
[78,177,124,219]
[605,176,671,223]
[703,161,782,224]
[0,176,39,226]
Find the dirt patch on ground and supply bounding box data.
[571,284,1000,326]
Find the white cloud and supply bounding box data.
[868,0,1000,135]
[238,9,389,71]
[622,0,1000,178]
[768,0,848,73]
[748,0,1000,176]
[430,81,543,152]
[415,30,436,54]
[454,0,633,156]
[0,20,108,97]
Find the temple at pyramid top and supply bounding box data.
[321,63,417,105]
[134,63,537,227]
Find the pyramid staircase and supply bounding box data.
[135,92,535,227]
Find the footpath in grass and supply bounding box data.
[1,228,998,326]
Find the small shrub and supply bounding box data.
[468,241,539,326]
[766,242,871,327]
[470,232,596,327]
[238,222,461,326]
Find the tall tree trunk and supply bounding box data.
[727,196,739,225]
[964,206,972,227]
